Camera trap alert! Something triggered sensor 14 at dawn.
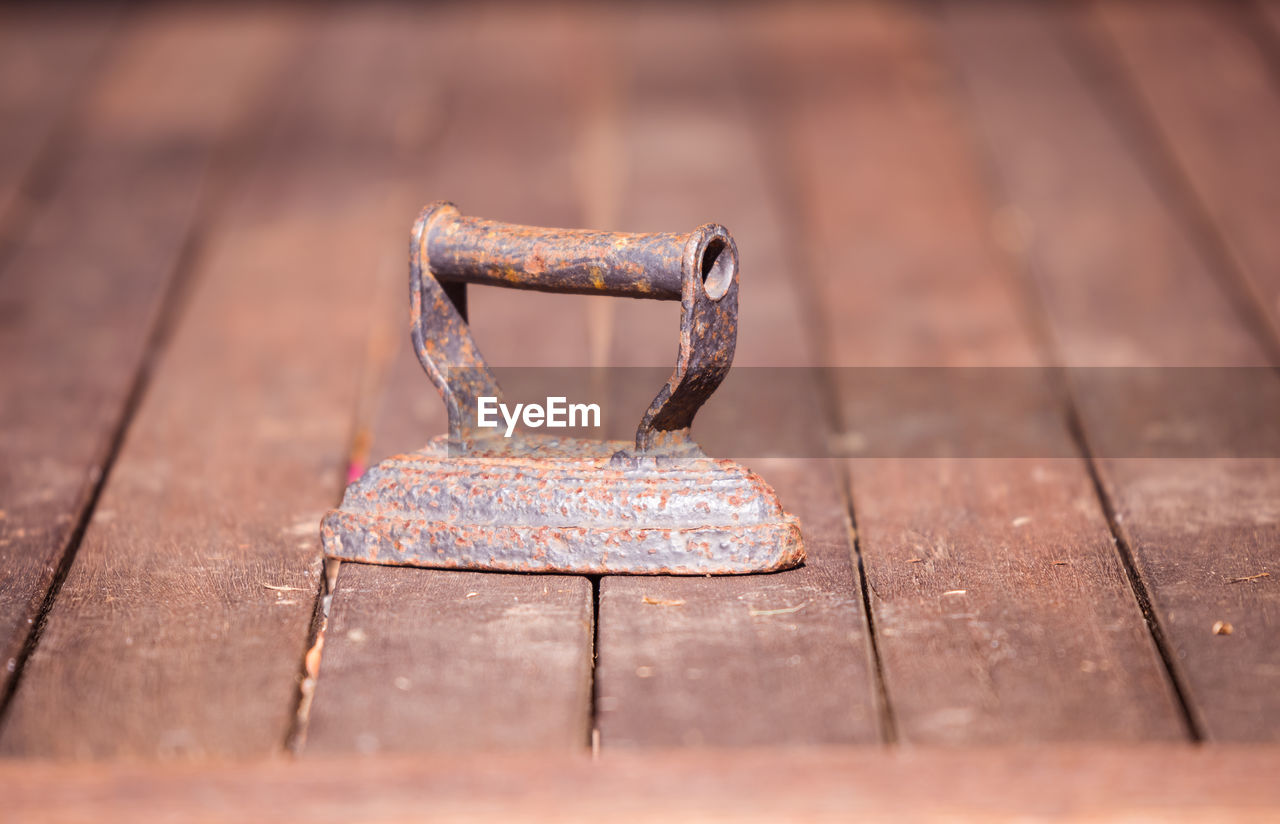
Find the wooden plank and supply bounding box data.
[750,3,1185,745]
[300,5,606,754]
[0,5,118,252]
[592,5,880,748]
[1089,0,1280,351]
[0,5,296,718]
[0,5,456,760]
[938,2,1280,740]
[306,568,592,754]
[3,746,1280,822]
[597,463,878,747]
[1262,1,1280,42]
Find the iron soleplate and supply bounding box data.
[321,436,804,575]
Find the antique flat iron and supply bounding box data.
[321,202,803,574]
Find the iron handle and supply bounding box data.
[427,214,676,299]
[424,209,735,301]
[411,202,740,452]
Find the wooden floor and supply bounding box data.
[2,0,1279,817]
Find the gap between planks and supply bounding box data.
[1067,0,1280,363]
[0,4,441,759]
[758,1,1186,746]
[924,0,1209,742]
[935,0,1280,741]
[295,4,603,756]
[913,0,1206,742]
[0,5,305,734]
[734,12,900,746]
[590,5,879,749]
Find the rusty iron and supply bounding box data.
[321,202,804,574]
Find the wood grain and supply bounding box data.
[939,2,1280,740]
[0,4,118,251]
[753,2,1186,745]
[0,5,455,759]
[0,5,295,716]
[1089,0,1280,351]
[592,5,880,748]
[4,746,1279,822]
[301,5,608,754]
[305,569,592,754]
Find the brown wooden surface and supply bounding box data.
[1262,0,1280,44]
[1090,0,1280,353]
[939,1,1280,741]
[597,462,880,747]
[0,5,434,759]
[0,0,1278,810]
[0,4,294,720]
[755,3,1186,745]
[0,4,118,254]
[5,746,1280,822]
[305,567,592,753]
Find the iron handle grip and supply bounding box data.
[421,204,735,302]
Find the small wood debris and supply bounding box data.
[262,583,306,592]
[1012,516,1032,528]
[1227,572,1269,585]
[465,592,478,598]
[942,589,967,596]
[749,603,806,616]
[642,596,685,606]
[1212,621,1233,636]
[304,633,324,678]
[906,558,924,564]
